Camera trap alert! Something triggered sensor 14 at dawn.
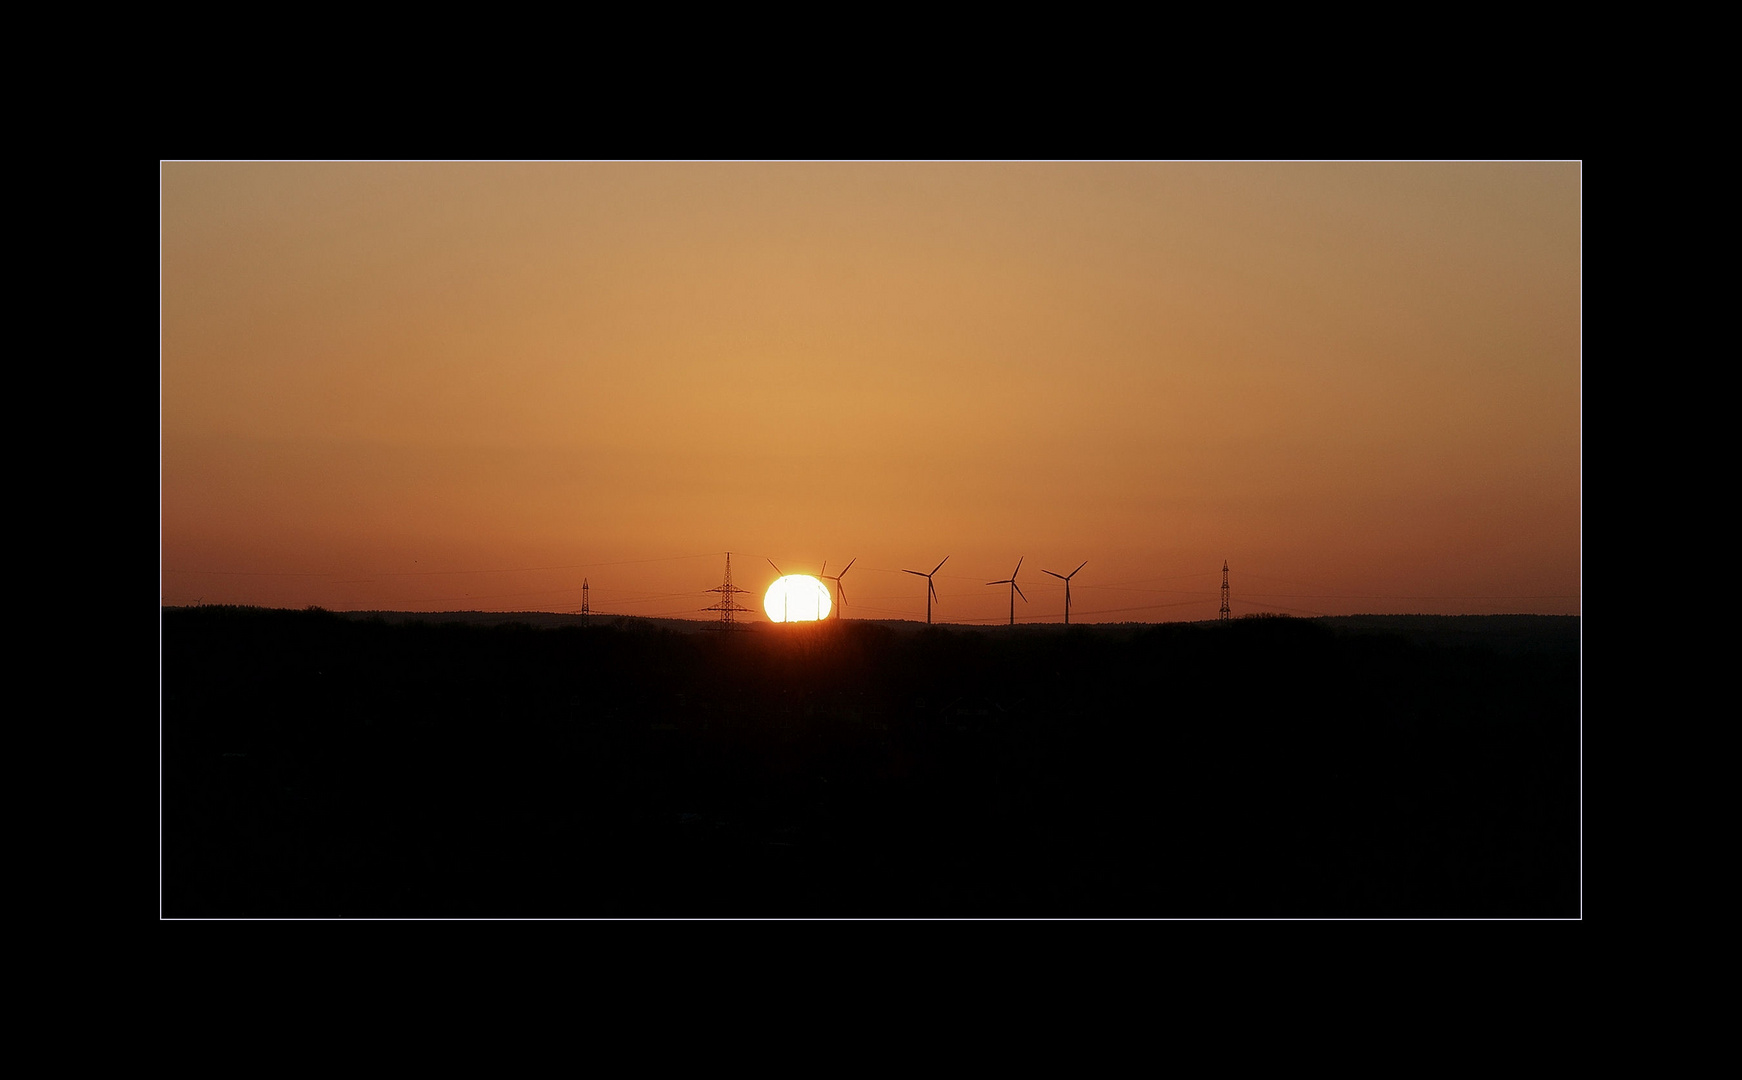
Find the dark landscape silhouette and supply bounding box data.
[161,606,1579,917]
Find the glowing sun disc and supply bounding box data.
[765,575,832,622]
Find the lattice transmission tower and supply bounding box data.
[1220,559,1230,622]
[707,552,756,631]
[581,578,590,625]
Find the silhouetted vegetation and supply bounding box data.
[162,607,1578,917]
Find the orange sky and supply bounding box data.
[161,162,1580,623]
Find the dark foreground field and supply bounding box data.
[162,608,1579,917]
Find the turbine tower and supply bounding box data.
[767,558,789,623]
[986,557,1028,626]
[1220,559,1230,622]
[707,552,755,631]
[1042,560,1087,625]
[903,556,949,625]
[821,558,855,620]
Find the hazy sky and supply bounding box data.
[161,162,1580,623]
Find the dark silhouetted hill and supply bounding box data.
[161,606,1579,917]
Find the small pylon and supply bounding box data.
[581,578,590,625]
[1220,559,1230,622]
[707,552,756,631]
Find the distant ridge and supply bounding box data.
[1314,614,1578,655]
[337,610,709,633]
[163,606,1578,651]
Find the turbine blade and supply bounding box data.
[838,584,847,604]
[819,561,826,577]
[904,569,927,577]
[1042,570,1065,580]
[767,558,783,575]
[1014,583,1027,602]
[987,579,1010,586]
[1013,556,1023,577]
[933,556,949,574]
[841,557,856,576]
[930,581,939,603]
[1071,561,1087,578]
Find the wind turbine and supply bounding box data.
[903,556,949,625]
[767,557,788,623]
[986,556,1028,626]
[820,558,855,620]
[1042,560,1087,625]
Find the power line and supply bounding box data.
[164,551,725,579]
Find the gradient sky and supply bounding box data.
[161,162,1580,623]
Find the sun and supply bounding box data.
[765,575,832,622]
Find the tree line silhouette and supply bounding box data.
[162,606,1578,916]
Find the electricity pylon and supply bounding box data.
[707,552,755,630]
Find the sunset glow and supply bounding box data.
[161,162,1579,623]
[165,162,1585,917]
[764,575,832,622]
